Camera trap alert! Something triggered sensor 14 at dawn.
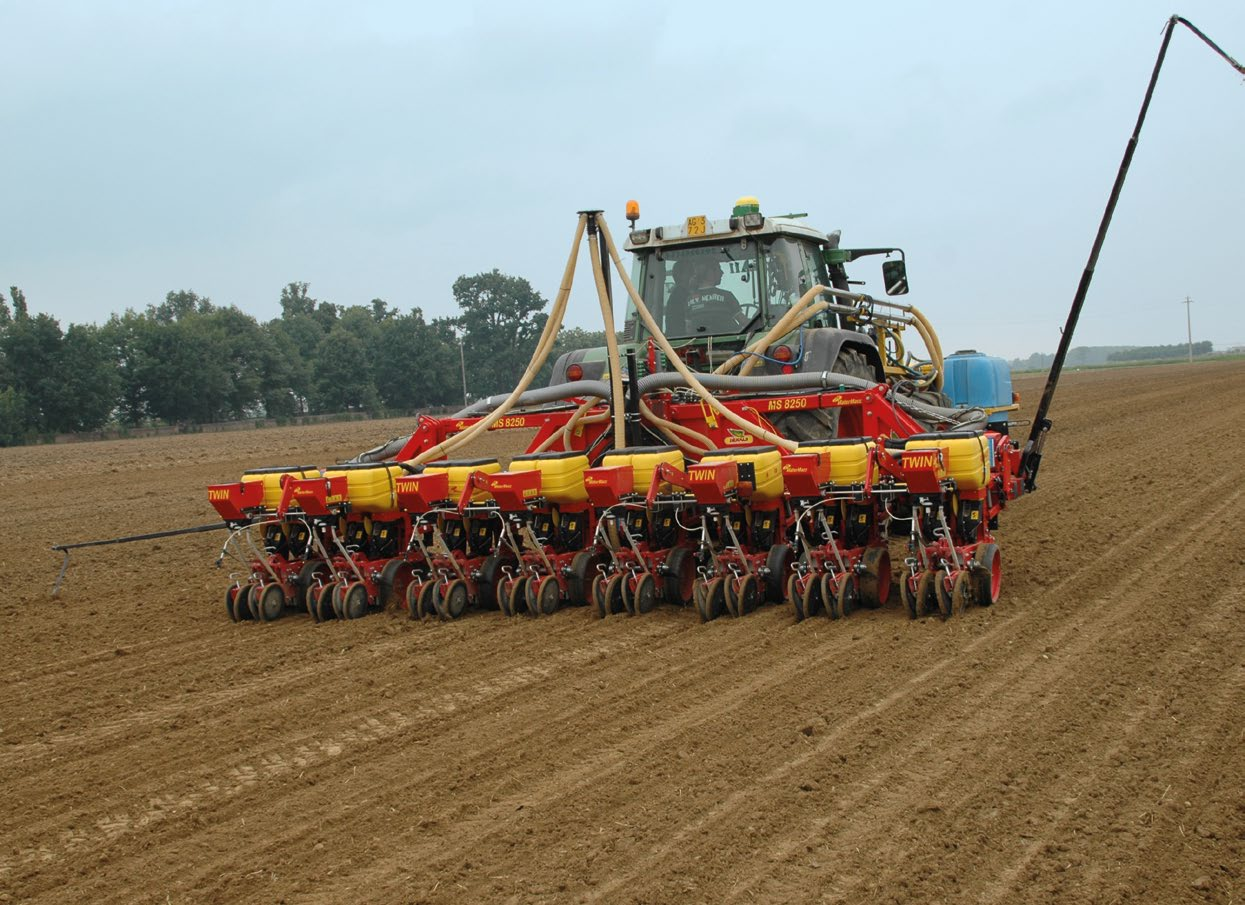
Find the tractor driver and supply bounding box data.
[664,257,745,336]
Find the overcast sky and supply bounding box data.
[3,1,1243,359]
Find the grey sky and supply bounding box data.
[3,1,1243,360]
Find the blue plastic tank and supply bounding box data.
[941,350,1012,427]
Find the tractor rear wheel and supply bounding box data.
[773,348,876,440]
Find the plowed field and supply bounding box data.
[1,361,1242,905]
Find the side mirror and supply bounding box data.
[882,259,909,296]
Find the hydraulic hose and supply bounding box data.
[453,379,611,418]
[412,214,587,465]
[596,216,799,453]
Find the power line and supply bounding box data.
[1181,296,1194,363]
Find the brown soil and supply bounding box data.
[1,361,1242,905]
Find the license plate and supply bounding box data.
[686,215,706,236]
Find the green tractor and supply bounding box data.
[548,196,941,439]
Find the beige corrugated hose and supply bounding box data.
[737,300,831,377]
[596,216,798,453]
[413,214,587,465]
[586,227,626,449]
[714,286,824,375]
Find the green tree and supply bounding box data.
[375,308,460,411]
[313,325,379,413]
[454,269,548,398]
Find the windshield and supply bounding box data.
[626,241,760,340]
[623,236,838,341]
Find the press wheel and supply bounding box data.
[696,577,726,623]
[255,583,285,622]
[836,574,859,619]
[859,546,891,608]
[819,574,840,619]
[438,578,470,620]
[764,544,794,603]
[567,551,600,605]
[603,573,627,615]
[900,573,919,620]
[915,571,937,618]
[341,582,369,620]
[631,572,657,615]
[532,575,561,616]
[314,582,337,622]
[225,585,244,623]
[416,580,439,619]
[405,580,422,620]
[506,577,529,617]
[787,574,805,621]
[591,574,609,619]
[973,543,1002,606]
[952,570,973,617]
[731,574,759,617]
[935,572,954,620]
[662,546,696,606]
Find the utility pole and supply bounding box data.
[1181,296,1194,363]
[459,336,469,406]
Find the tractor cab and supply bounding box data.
[549,197,909,385]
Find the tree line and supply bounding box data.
[0,272,607,446]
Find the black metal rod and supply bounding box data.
[1020,16,1244,491]
[50,522,228,597]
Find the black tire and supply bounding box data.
[836,575,859,619]
[255,583,285,622]
[662,546,697,606]
[764,544,793,603]
[900,573,919,620]
[916,571,937,618]
[405,580,421,620]
[604,574,627,615]
[536,575,562,615]
[342,582,369,620]
[315,583,337,622]
[477,555,508,610]
[973,543,1001,606]
[632,573,657,615]
[416,580,438,619]
[788,575,805,621]
[440,579,470,620]
[773,348,876,440]
[225,585,242,623]
[952,570,972,617]
[859,546,891,609]
[591,574,609,619]
[934,572,953,620]
[567,551,601,605]
[376,559,406,609]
